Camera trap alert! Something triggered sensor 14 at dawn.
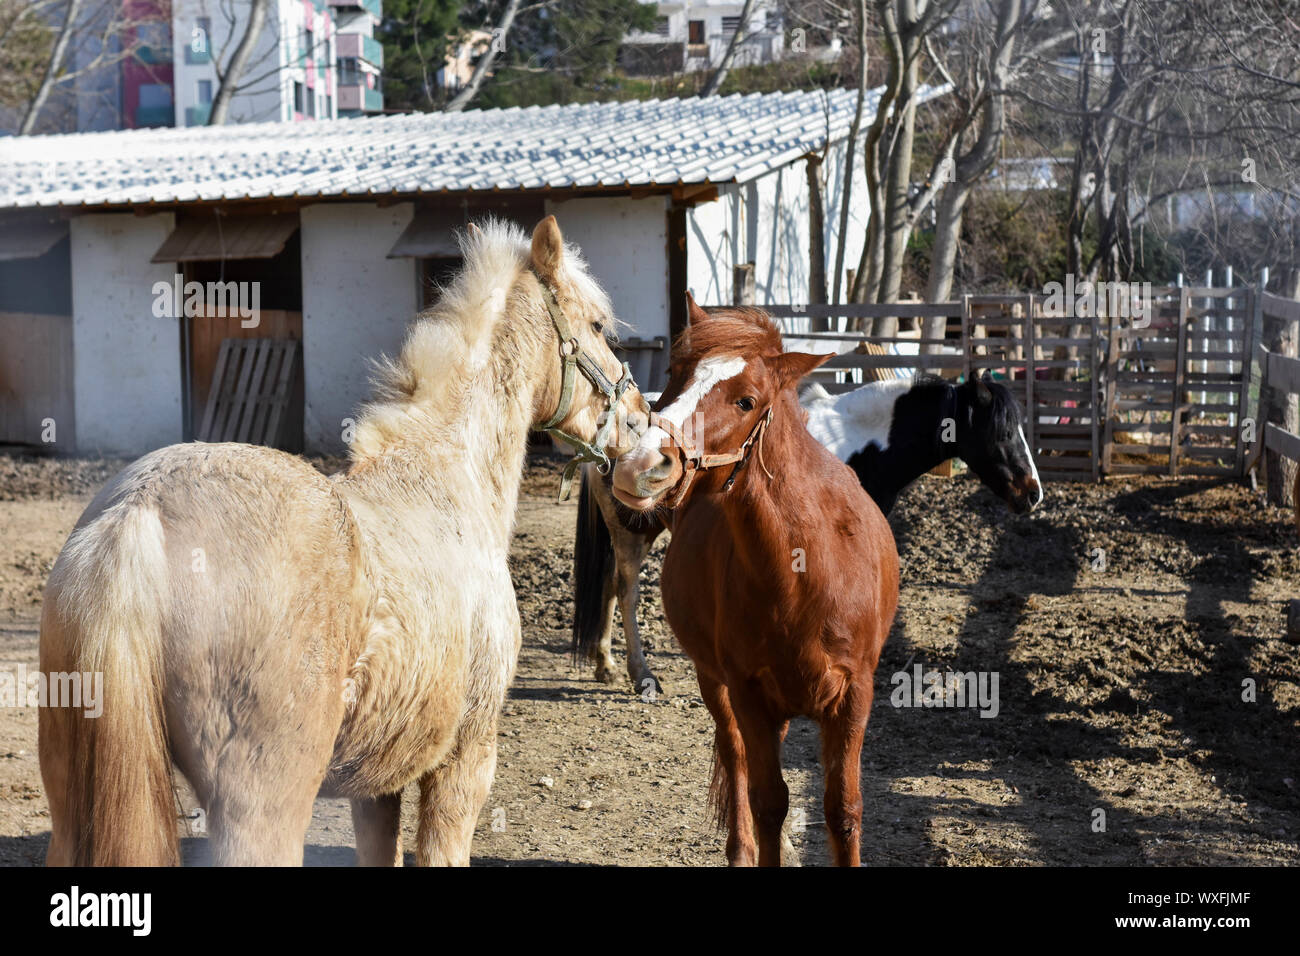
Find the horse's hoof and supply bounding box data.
[594,665,619,685]
[632,673,664,698]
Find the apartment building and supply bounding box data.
[621,0,786,75]
[72,0,384,132]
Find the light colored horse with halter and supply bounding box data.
[38,216,647,866]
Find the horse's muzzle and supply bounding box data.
[611,448,679,510]
[1007,476,1042,513]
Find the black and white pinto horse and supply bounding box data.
[572,373,1043,693]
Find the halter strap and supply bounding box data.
[649,405,774,509]
[531,268,634,501]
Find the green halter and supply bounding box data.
[532,268,634,501]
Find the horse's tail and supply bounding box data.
[40,501,179,866]
[572,467,615,664]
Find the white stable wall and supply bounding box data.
[544,195,671,342]
[69,213,181,456]
[687,137,869,312]
[300,201,417,454]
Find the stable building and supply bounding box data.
[0,90,882,456]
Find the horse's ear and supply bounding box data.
[970,374,994,406]
[771,351,834,390]
[530,215,565,282]
[686,291,710,325]
[466,221,483,239]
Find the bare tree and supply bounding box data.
[446,0,523,112]
[17,0,81,133]
[700,0,758,97]
[209,0,271,126]
[847,0,961,332]
[921,0,1072,346]
[830,0,868,306]
[5,0,157,135]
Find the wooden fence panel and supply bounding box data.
[712,288,1259,482]
[0,311,75,449]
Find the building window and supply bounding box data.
[136,22,173,64]
[721,16,742,34]
[688,19,705,44]
[136,83,173,127]
[196,79,212,104]
[654,16,670,37]
[305,26,314,60]
[293,81,304,114]
[325,94,333,118]
[139,83,171,109]
[306,91,316,118]
[338,57,361,86]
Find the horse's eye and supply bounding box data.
[736,397,755,412]
[592,321,604,335]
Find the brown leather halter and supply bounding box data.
[648,405,775,509]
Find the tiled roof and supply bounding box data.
[0,87,931,210]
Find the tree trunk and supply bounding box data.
[700,0,758,97]
[806,154,828,305]
[923,0,1026,348]
[446,0,523,112]
[18,0,84,135]
[922,182,971,347]
[874,49,919,334]
[208,0,270,125]
[831,0,869,308]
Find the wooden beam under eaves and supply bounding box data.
[672,184,719,204]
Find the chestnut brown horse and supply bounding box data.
[610,298,899,866]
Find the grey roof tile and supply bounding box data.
[0,87,944,209]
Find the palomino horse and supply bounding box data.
[39,216,648,866]
[610,298,899,866]
[574,372,1042,691]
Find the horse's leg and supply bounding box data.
[415,732,497,866]
[819,685,871,867]
[698,673,756,866]
[776,719,801,867]
[731,689,788,867]
[592,559,620,684]
[204,767,322,866]
[615,530,660,694]
[351,792,403,866]
[193,694,338,866]
[582,471,621,684]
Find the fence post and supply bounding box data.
[1101,321,1120,475]
[1236,285,1259,477]
[1171,286,1189,476]
[1262,273,1299,505]
[961,296,972,381]
[732,263,756,306]
[1090,311,1101,481]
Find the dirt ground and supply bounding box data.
[0,449,1297,866]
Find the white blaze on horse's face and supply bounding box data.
[641,355,747,452]
[613,355,748,508]
[1018,424,1043,507]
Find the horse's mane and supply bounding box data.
[676,307,784,363]
[349,218,611,462]
[366,217,528,412]
[909,372,1023,429]
[969,375,1023,429]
